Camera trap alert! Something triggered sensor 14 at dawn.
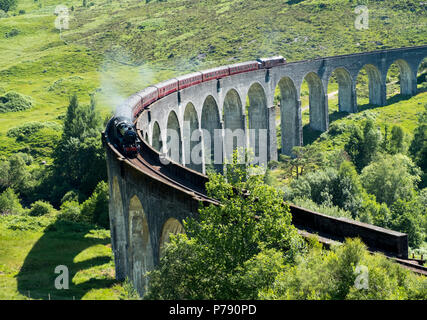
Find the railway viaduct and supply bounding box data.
[104,46,427,295]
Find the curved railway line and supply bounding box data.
[104,124,427,276]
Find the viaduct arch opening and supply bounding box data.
[128,195,154,295]
[356,64,384,107]
[302,72,328,132]
[167,111,182,164]
[386,59,415,100]
[246,83,268,163]
[417,57,427,92]
[223,89,245,162]
[159,218,185,259]
[201,95,222,173]
[276,77,300,155]
[183,102,202,172]
[152,121,162,152]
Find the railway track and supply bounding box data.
[105,126,427,276]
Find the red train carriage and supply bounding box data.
[257,56,286,69]
[229,61,260,75]
[155,79,178,99]
[126,94,143,120]
[131,87,157,119]
[176,72,203,90]
[141,86,159,108]
[201,66,230,82]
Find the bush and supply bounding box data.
[57,200,82,223]
[5,28,19,38]
[0,188,23,215]
[260,238,427,300]
[0,9,8,18]
[29,200,55,217]
[0,0,17,12]
[80,181,109,228]
[7,121,61,139]
[60,190,80,204]
[0,92,32,113]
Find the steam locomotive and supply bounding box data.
[111,56,286,157]
[110,116,140,158]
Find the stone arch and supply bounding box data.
[152,121,162,152]
[302,72,328,132]
[110,176,127,280]
[201,95,222,172]
[159,218,185,259]
[223,89,245,162]
[166,111,182,164]
[183,102,202,172]
[386,59,416,97]
[247,82,268,162]
[328,67,355,113]
[128,195,154,295]
[356,64,384,106]
[417,56,427,91]
[276,77,300,155]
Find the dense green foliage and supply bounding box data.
[409,105,427,188]
[0,92,32,113]
[0,0,17,13]
[0,0,426,300]
[145,157,304,299]
[260,239,426,300]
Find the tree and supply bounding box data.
[280,145,323,179]
[388,125,406,155]
[409,105,427,187]
[390,199,424,248]
[0,188,23,215]
[145,154,304,299]
[345,120,381,172]
[80,181,109,227]
[259,238,427,300]
[360,154,421,207]
[290,162,364,218]
[52,95,106,203]
[0,0,17,12]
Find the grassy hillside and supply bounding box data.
[0,214,125,299]
[0,0,426,300]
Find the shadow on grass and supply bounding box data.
[329,110,349,123]
[16,220,116,300]
[302,125,322,145]
[357,94,414,113]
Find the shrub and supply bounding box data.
[0,92,32,113]
[7,121,61,139]
[0,0,17,12]
[80,181,109,228]
[0,9,8,18]
[60,190,80,204]
[57,200,82,223]
[0,188,23,215]
[29,200,55,217]
[5,28,19,38]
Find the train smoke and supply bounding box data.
[99,47,154,119]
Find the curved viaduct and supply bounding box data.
[104,46,427,295]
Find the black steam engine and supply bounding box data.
[109,116,140,158]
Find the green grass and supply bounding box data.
[0,0,426,300]
[0,215,125,300]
